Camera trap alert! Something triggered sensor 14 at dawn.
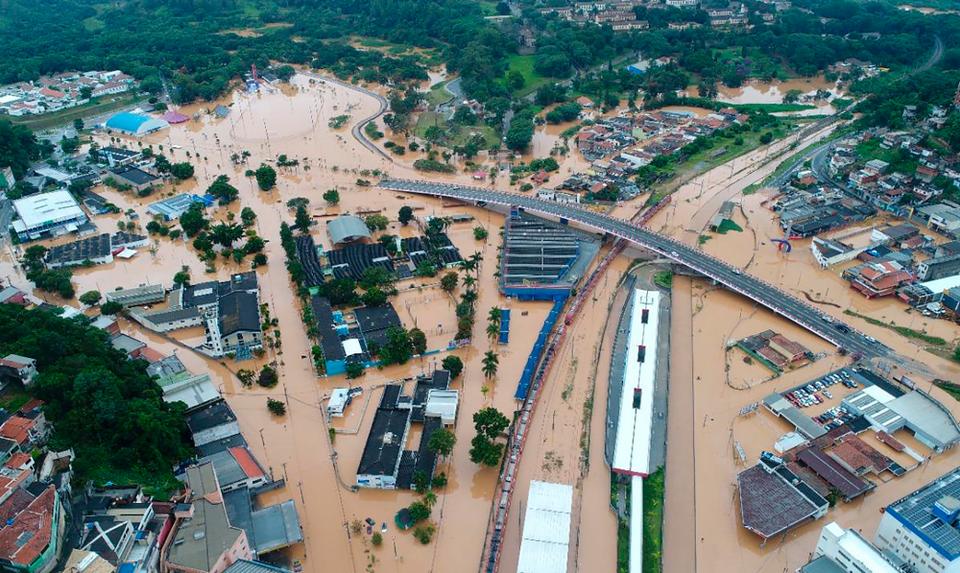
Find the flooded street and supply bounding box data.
[8,66,960,573]
[647,120,960,572]
[2,75,574,573]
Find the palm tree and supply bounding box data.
[487,307,501,343]
[462,275,477,291]
[460,258,477,275]
[468,251,483,274]
[210,222,244,248]
[481,351,499,379]
[423,491,437,508]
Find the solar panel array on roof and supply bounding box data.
[886,467,960,560]
[45,233,112,266]
[354,304,403,350]
[295,236,325,287]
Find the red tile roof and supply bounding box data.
[0,486,56,566]
[229,447,264,479]
[18,400,42,416]
[138,347,165,363]
[3,453,31,471]
[769,334,809,358]
[39,87,66,99]
[0,417,35,446]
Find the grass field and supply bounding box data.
[856,138,919,174]
[646,123,798,206]
[426,81,454,107]
[414,111,498,147]
[9,93,142,131]
[653,271,673,289]
[936,381,960,401]
[643,468,665,573]
[843,309,948,346]
[504,54,552,97]
[730,102,816,113]
[673,120,797,182]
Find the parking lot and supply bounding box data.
[779,368,865,433]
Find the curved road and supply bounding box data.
[304,73,393,162]
[917,35,944,73]
[380,178,892,359]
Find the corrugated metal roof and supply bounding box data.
[517,481,572,573]
[224,559,290,573]
[327,215,371,244]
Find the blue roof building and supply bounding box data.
[105,112,169,136]
[875,467,960,572]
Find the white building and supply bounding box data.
[516,481,573,573]
[327,388,350,417]
[11,190,88,240]
[874,467,960,573]
[610,289,660,477]
[800,522,901,572]
[424,389,459,425]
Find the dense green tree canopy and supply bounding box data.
[0,305,191,490]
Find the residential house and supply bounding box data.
[160,464,253,573]
[918,253,960,281]
[0,486,65,573]
[851,261,913,298]
[0,356,37,387]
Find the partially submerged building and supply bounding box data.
[842,385,960,453]
[104,284,165,307]
[146,194,211,222]
[44,232,148,269]
[499,208,600,301]
[11,190,88,241]
[801,521,904,573]
[104,112,168,137]
[875,466,960,573]
[737,454,829,542]
[326,215,371,245]
[356,372,457,489]
[132,273,262,358]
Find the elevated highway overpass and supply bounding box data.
[380,178,890,360]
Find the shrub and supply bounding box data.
[258,365,279,388]
[413,524,435,544]
[267,398,286,415]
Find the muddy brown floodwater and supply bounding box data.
[644,119,960,572]
[0,74,631,573]
[9,69,960,573]
[691,76,846,116]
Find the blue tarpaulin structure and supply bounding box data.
[499,309,511,344]
[514,300,565,400]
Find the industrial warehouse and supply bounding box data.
[736,365,960,542]
[499,208,600,300]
